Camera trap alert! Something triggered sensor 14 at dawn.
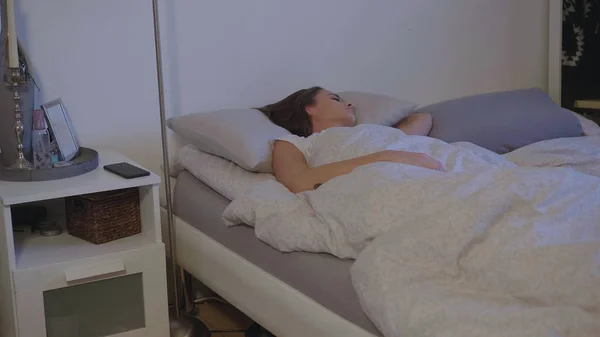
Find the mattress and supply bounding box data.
[172,170,380,336]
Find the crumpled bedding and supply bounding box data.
[222,125,600,337]
[505,135,600,176]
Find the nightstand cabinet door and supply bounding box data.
[14,245,169,337]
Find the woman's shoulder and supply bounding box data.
[273,133,313,157]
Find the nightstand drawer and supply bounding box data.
[15,268,169,337]
[13,242,165,294]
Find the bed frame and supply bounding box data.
[160,207,377,337]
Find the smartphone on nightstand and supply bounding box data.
[103,162,151,179]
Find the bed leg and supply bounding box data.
[183,269,195,312]
[182,269,229,309]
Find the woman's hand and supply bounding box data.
[379,150,444,171]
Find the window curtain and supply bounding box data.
[562,0,600,108]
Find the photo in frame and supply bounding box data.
[41,98,80,161]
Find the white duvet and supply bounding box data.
[222,125,600,337]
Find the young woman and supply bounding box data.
[258,86,443,193]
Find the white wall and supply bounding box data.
[17,0,161,172]
[17,0,549,173]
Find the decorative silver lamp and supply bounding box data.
[3,0,32,170]
[150,1,210,336]
[5,65,31,170]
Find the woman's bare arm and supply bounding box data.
[394,112,433,136]
[272,141,387,193]
[272,140,442,193]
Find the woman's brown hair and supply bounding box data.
[257,86,323,137]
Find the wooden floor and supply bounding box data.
[196,301,256,336]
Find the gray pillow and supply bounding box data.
[167,109,289,172]
[418,88,584,154]
[338,91,417,126]
[168,91,417,173]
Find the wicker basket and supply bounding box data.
[65,188,141,244]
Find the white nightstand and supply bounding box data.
[0,151,169,337]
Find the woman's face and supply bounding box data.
[306,90,356,128]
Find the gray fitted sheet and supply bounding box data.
[173,170,380,336]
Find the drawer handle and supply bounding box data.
[65,260,126,282]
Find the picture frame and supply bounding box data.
[41,98,80,161]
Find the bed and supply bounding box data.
[161,89,600,337]
[167,170,380,337]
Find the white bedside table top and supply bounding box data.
[0,150,161,206]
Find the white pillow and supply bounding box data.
[571,111,600,136]
[338,91,417,126]
[168,109,289,173]
[174,145,274,201]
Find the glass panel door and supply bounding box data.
[44,273,145,337]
